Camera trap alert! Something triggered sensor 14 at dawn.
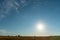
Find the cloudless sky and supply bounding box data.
[0,0,60,36]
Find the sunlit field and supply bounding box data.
[0,36,60,40]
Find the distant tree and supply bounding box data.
[8,35,10,37]
[18,35,20,37]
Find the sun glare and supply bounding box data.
[36,23,45,31]
[37,24,44,30]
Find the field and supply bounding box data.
[0,36,60,40]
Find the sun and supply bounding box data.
[37,23,45,31]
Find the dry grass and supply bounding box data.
[0,36,60,40]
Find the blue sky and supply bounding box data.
[0,0,60,36]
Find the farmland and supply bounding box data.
[0,36,60,40]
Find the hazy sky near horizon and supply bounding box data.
[0,0,60,36]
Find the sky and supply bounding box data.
[0,0,60,36]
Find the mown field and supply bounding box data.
[0,36,60,40]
